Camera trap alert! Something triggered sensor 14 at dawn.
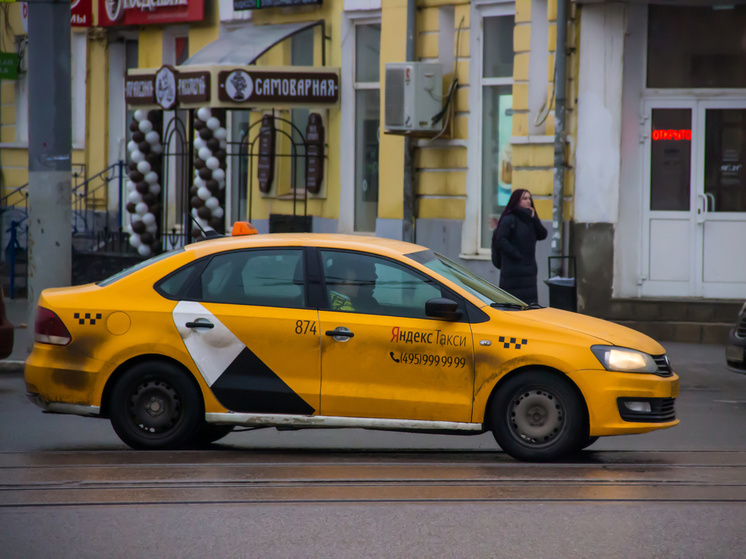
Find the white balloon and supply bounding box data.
[128,192,142,204]
[134,110,146,122]
[138,119,153,133]
[212,206,224,219]
[213,127,227,141]
[138,244,152,257]
[127,140,138,153]
[146,222,158,233]
[129,233,142,248]
[149,183,161,195]
[206,117,220,131]
[135,202,149,215]
[131,150,144,163]
[137,160,151,175]
[197,186,211,200]
[191,208,199,218]
[206,157,220,170]
[130,213,143,223]
[145,131,160,144]
[193,137,206,151]
[220,139,227,149]
[205,196,220,210]
[198,147,212,161]
[142,212,156,225]
[144,171,158,184]
[150,144,163,155]
[197,107,211,122]
[194,177,206,189]
[126,180,136,192]
[211,168,225,182]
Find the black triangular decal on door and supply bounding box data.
[210,346,316,415]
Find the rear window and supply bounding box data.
[97,248,185,287]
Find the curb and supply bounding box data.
[0,360,24,375]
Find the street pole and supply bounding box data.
[402,0,416,243]
[551,0,568,277]
[26,0,72,343]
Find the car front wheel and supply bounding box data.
[110,361,203,450]
[489,370,585,462]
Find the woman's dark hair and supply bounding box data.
[495,189,534,231]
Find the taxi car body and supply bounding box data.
[726,301,746,374]
[25,231,679,462]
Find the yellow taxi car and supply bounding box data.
[25,227,679,462]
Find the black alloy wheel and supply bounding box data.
[489,370,585,462]
[110,361,203,450]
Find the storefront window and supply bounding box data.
[705,109,746,213]
[647,5,746,88]
[354,23,381,232]
[481,15,514,249]
[650,108,691,211]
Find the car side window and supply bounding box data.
[320,250,444,319]
[196,249,305,307]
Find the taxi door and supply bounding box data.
[172,248,320,415]
[317,250,474,422]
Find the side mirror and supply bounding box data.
[425,297,462,321]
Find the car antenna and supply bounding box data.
[189,213,224,241]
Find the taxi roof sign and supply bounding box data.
[232,221,258,236]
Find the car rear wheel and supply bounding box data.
[489,370,584,462]
[110,361,203,450]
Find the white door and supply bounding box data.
[642,100,746,299]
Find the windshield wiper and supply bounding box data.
[490,302,528,310]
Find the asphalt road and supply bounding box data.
[1,342,745,558]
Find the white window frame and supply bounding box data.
[340,11,382,234]
[463,0,516,258]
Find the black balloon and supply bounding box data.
[142,193,156,206]
[128,161,139,172]
[126,202,137,214]
[140,232,154,245]
[194,119,205,130]
[136,182,149,194]
[190,186,199,197]
[151,204,162,215]
[198,168,212,180]
[191,227,202,238]
[132,131,145,143]
[209,217,223,230]
[129,171,144,183]
[194,158,205,170]
[214,149,226,162]
[199,128,213,140]
[206,180,219,194]
[146,152,160,165]
[129,121,139,133]
[147,110,160,122]
[138,141,151,154]
[197,206,212,220]
[132,221,146,234]
[206,138,220,151]
[191,196,205,208]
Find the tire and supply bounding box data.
[489,370,585,462]
[194,424,235,446]
[109,361,204,450]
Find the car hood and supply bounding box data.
[517,307,666,355]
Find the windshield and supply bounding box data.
[405,250,528,308]
[97,248,185,287]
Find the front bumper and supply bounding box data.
[567,369,680,436]
[726,328,746,374]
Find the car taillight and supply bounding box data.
[34,307,72,345]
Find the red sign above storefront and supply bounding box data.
[98,0,204,26]
[72,0,93,27]
[652,129,692,141]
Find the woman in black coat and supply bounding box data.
[491,189,548,304]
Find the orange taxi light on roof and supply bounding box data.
[232,221,258,236]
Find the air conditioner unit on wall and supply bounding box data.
[384,62,443,135]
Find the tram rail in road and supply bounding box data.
[2,449,745,507]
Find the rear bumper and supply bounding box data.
[567,369,680,436]
[26,392,100,416]
[726,329,746,374]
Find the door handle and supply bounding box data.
[696,193,707,224]
[185,320,214,329]
[325,326,354,341]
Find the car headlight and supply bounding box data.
[591,345,658,373]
